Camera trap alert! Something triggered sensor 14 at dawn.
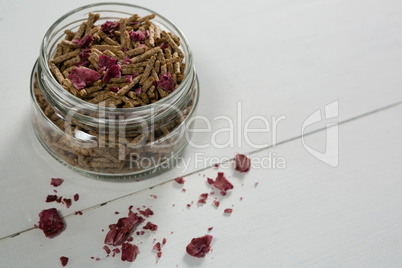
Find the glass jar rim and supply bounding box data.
[39,2,193,114]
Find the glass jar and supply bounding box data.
[30,3,199,179]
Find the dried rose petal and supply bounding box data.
[198,193,208,204]
[143,221,158,231]
[103,245,111,255]
[135,87,142,95]
[103,64,121,83]
[74,194,79,202]
[157,252,162,258]
[104,211,139,246]
[138,208,154,218]
[98,66,106,74]
[109,87,119,92]
[60,256,68,267]
[98,54,117,69]
[129,30,145,42]
[51,178,63,187]
[175,177,185,184]
[153,242,161,251]
[78,34,94,49]
[158,72,175,92]
[63,198,72,208]
[125,75,133,83]
[123,56,131,65]
[121,243,139,262]
[235,154,251,172]
[212,172,234,196]
[144,30,150,37]
[213,200,220,207]
[162,238,167,245]
[101,21,120,37]
[224,208,233,214]
[208,227,213,231]
[46,195,58,202]
[79,48,91,61]
[38,208,64,238]
[207,178,214,185]
[160,42,167,50]
[186,235,213,258]
[68,67,101,90]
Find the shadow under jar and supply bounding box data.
[30,3,199,179]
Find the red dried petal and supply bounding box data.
[74,211,83,215]
[224,208,233,214]
[46,195,58,202]
[98,54,117,69]
[79,48,91,61]
[175,177,185,184]
[104,210,139,246]
[143,221,158,231]
[101,21,120,37]
[213,172,233,196]
[198,193,208,204]
[157,252,162,258]
[102,64,121,83]
[38,208,64,238]
[60,256,68,267]
[213,200,220,207]
[153,242,161,251]
[123,56,131,65]
[78,34,94,49]
[51,178,63,187]
[121,243,139,262]
[109,87,119,92]
[103,245,111,255]
[63,198,72,208]
[74,194,79,202]
[138,208,154,218]
[235,154,251,172]
[162,238,167,245]
[207,178,214,185]
[208,227,213,231]
[135,87,142,95]
[186,235,213,258]
[68,67,101,90]
[128,30,145,42]
[125,75,133,82]
[158,72,175,92]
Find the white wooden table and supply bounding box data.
[1,0,402,267]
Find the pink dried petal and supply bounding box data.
[235,154,251,172]
[102,64,121,83]
[63,198,72,208]
[79,48,91,61]
[38,208,64,238]
[128,30,145,42]
[162,238,167,245]
[60,256,68,267]
[213,200,220,207]
[158,72,175,92]
[160,42,167,50]
[198,193,208,204]
[74,60,88,67]
[71,39,79,44]
[138,208,154,218]
[123,56,131,65]
[224,208,233,214]
[121,243,139,262]
[51,178,63,187]
[153,242,161,251]
[134,87,142,95]
[143,221,158,231]
[98,54,117,69]
[68,67,101,90]
[109,87,119,92]
[46,195,58,202]
[125,75,133,83]
[98,66,106,74]
[175,177,185,184]
[101,21,120,37]
[145,30,150,37]
[213,172,234,196]
[74,194,79,202]
[78,34,94,49]
[186,235,213,258]
[103,245,111,255]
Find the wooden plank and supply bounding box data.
[0,104,401,267]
